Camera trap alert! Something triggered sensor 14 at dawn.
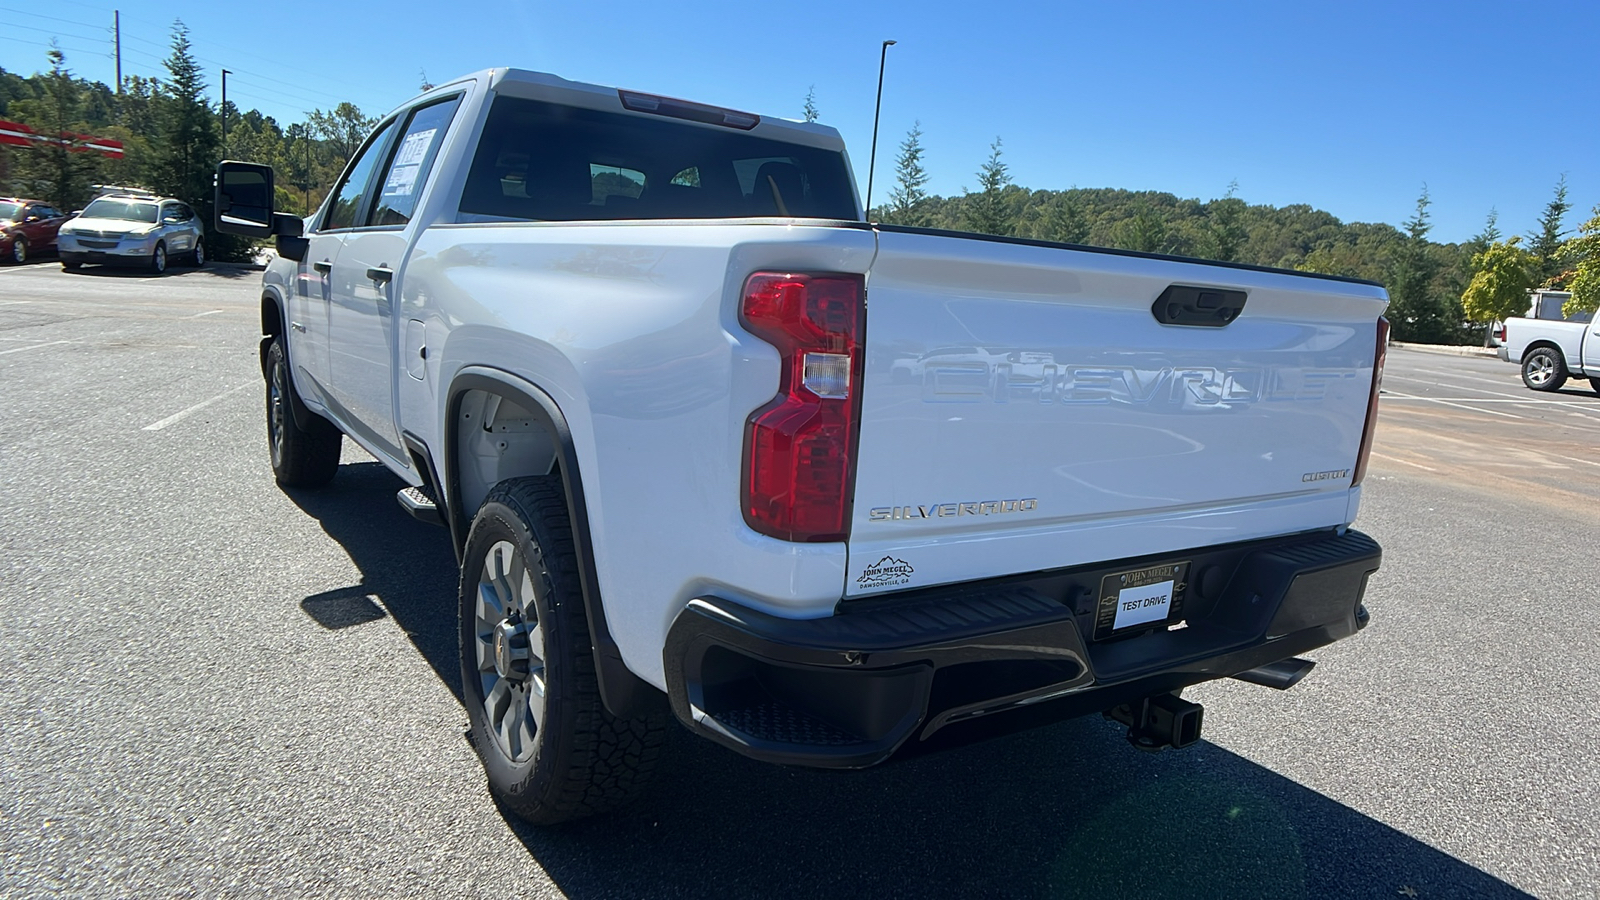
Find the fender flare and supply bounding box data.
[444,368,666,720]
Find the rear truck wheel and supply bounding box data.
[149,241,167,275]
[9,238,25,264]
[1521,347,1568,392]
[1590,376,1600,396]
[264,335,341,487]
[61,259,81,270]
[459,476,666,825]
[189,240,205,267]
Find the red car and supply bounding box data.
[0,198,70,264]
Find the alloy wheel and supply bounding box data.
[474,539,547,763]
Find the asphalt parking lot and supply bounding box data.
[2,260,1597,899]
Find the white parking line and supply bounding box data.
[1381,390,1525,419]
[0,300,33,306]
[0,340,68,355]
[186,309,225,319]
[143,384,252,431]
[1370,452,1439,472]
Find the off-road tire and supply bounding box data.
[1521,346,1568,392]
[149,241,167,275]
[264,335,341,487]
[9,238,25,264]
[460,476,667,825]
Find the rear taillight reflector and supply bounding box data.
[1352,316,1389,487]
[741,273,865,542]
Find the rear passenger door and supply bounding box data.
[294,117,398,419]
[326,96,460,462]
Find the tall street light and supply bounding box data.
[221,69,232,156]
[865,39,896,220]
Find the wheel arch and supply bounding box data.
[443,367,666,719]
[1520,340,1568,366]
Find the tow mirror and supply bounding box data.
[215,160,275,238]
[215,159,309,261]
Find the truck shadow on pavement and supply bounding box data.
[288,462,1531,900]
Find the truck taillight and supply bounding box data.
[740,272,865,542]
[1352,316,1389,487]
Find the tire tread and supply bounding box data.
[466,476,667,824]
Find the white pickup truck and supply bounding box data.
[215,68,1389,824]
[1495,313,1600,393]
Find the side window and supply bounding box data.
[371,96,462,228]
[176,204,195,222]
[323,118,398,231]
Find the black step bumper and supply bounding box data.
[664,528,1381,768]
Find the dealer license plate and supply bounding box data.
[1094,561,1189,640]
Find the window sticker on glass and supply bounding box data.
[384,128,438,196]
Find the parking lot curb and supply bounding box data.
[1389,341,1498,359]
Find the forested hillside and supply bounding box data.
[3,29,1595,341]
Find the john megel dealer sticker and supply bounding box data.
[857,556,914,590]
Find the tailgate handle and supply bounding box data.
[1152,285,1247,327]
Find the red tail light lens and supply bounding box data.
[1352,316,1389,487]
[741,273,865,542]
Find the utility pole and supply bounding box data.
[114,10,122,93]
[865,39,896,219]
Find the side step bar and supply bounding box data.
[396,486,445,527]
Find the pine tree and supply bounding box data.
[151,21,217,211]
[1041,191,1088,244]
[1388,186,1455,342]
[885,122,929,226]
[963,137,1012,236]
[802,86,819,123]
[1473,208,1501,248]
[1114,199,1167,253]
[1206,180,1246,262]
[10,45,94,209]
[1528,176,1570,283]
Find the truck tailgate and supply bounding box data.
[847,229,1388,596]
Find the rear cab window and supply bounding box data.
[459,96,858,222]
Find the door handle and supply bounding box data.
[290,322,307,333]
[367,265,393,284]
[313,259,332,275]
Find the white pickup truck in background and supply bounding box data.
[215,68,1389,825]
[1496,311,1600,393]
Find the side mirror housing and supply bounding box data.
[214,160,276,238]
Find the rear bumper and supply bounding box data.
[1497,345,1511,362]
[664,528,1381,768]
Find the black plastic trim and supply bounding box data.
[873,223,1384,287]
[665,528,1381,768]
[445,370,667,720]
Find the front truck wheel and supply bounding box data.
[264,335,341,487]
[460,476,666,824]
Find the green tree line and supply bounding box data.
[1,22,378,261]
[868,122,1598,344]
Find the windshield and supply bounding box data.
[0,201,19,220]
[82,199,159,223]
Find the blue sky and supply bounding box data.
[4,0,1594,244]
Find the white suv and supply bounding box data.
[58,194,206,273]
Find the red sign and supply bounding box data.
[0,119,124,158]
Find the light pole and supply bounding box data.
[865,39,896,220]
[220,69,231,156]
